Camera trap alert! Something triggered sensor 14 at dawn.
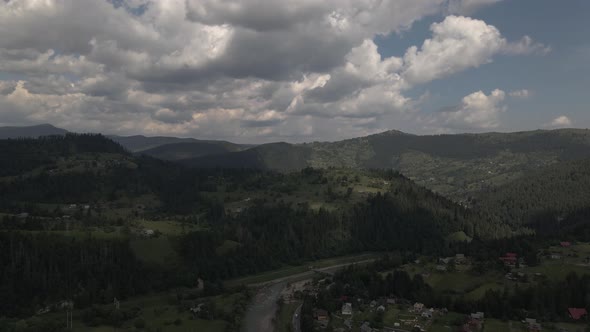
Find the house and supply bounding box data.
[142,229,155,237]
[568,308,588,320]
[421,310,433,319]
[551,254,561,260]
[343,319,352,329]
[36,307,51,315]
[360,322,372,332]
[523,318,537,325]
[528,323,542,332]
[436,265,448,272]
[470,312,484,320]
[341,303,353,315]
[560,241,572,247]
[369,300,377,308]
[439,257,452,265]
[313,309,329,321]
[57,300,74,310]
[17,212,29,219]
[455,254,466,264]
[413,302,424,312]
[386,298,396,305]
[190,303,204,314]
[464,318,483,331]
[377,305,386,312]
[500,253,518,266]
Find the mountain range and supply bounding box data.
[3,124,590,201]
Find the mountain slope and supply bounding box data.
[181,142,311,170]
[139,141,245,161]
[109,134,248,153]
[473,158,590,227]
[183,129,590,201]
[0,124,68,139]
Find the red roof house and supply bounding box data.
[560,242,572,247]
[568,308,588,320]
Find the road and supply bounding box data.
[242,258,376,332]
[292,304,302,332]
[250,259,376,288]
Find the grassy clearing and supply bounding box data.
[215,239,240,256]
[136,220,202,235]
[62,290,245,332]
[130,237,178,266]
[5,229,125,240]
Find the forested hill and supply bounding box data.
[473,158,590,230]
[0,124,68,139]
[183,129,590,201]
[0,134,128,177]
[0,135,522,317]
[109,134,248,154]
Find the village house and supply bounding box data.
[528,322,542,332]
[377,305,386,313]
[190,303,204,315]
[413,302,424,312]
[500,252,518,267]
[341,303,353,315]
[455,253,466,264]
[568,308,588,320]
[421,309,433,319]
[523,318,542,332]
[369,300,377,308]
[551,253,561,260]
[436,265,448,272]
[439,257,452,265]
[470,312,484,320]
[360,322,373,332]
[560,241,572,248]
[313,309,329,322]
[343,319,352,329]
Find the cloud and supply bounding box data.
[509,89,531,99]
[0,0,546,142]
[548,116,572,128]
[426,89,506,131]
[401,16,547,86]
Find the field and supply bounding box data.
[45,290,252,332]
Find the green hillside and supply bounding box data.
[474,158,590,227]
[183,129,590,201]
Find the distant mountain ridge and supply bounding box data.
[4,124,590,201]
[0,124,68,139]
[182,128,590,200]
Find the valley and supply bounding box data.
[0,129,589,332]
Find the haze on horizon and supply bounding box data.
[0,0,588,143]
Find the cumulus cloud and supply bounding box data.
[548,116,572,128]
[0,0,547,141]
[401,16,547,86]
[426,89,506,131]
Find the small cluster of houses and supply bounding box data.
[461,312,484,332]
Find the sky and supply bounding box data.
[0,0,588,143]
